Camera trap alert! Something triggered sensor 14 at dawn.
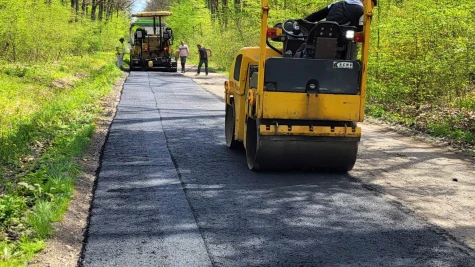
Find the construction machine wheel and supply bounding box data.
[225,103,240,149]
[245,119,358,172]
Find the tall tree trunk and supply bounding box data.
[222,0,228,27]
[98,0,104,21]
[91,0,97,20]
[105,0,110,20]
[106,0,113,20]
[208,0,216,14]
[234,0,240,12]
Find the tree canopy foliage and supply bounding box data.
[0,0,132,62]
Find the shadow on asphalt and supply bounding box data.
[97,112,474,266]
[82,71,475,266]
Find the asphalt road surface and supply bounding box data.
[80,72,475,267]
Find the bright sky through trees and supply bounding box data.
[132,0,147,13]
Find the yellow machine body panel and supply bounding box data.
[225,47,280,142]
[262,92,361,121]
[226,47,280,96]
[259,125,361,137]
[226,46,363,140]
[224,0,374,171]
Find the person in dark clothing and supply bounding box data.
[303,0,377,32]
[196,44,212,76]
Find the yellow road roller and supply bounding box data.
[224,0,374,171]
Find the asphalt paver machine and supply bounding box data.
[224,0,374,171]
[129,11,177,71]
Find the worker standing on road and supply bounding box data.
[178,41,190,73]
[115,38,126,69]
[196,44,212,76]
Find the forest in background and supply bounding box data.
[147,0,475,147]
[0,0,131,62]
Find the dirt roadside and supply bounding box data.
[184,65,475,254]
[27,72,127,267]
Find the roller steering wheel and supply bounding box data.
[281,19,308,38]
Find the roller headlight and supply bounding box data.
[346,30,355,40]
[293,23,300,31]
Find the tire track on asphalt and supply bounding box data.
[80,71,211,267]
[153,71,475,266]
[81,71,475,267]
[150,72,216,267]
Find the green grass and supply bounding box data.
[366,102,475,149]
[26,202,54,239]
[0,239,44,267]
[0,52,122,266]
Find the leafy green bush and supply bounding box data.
[0,196,27,231]
[0,53,123,265]
[0,1,130,62]
[26,202,54,239]
[0,1,128,265]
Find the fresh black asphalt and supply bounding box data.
[80,72,475,267]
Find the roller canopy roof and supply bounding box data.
[131,20,167,27]
[131,11,172,17]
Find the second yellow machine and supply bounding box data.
[224,0,374,171]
